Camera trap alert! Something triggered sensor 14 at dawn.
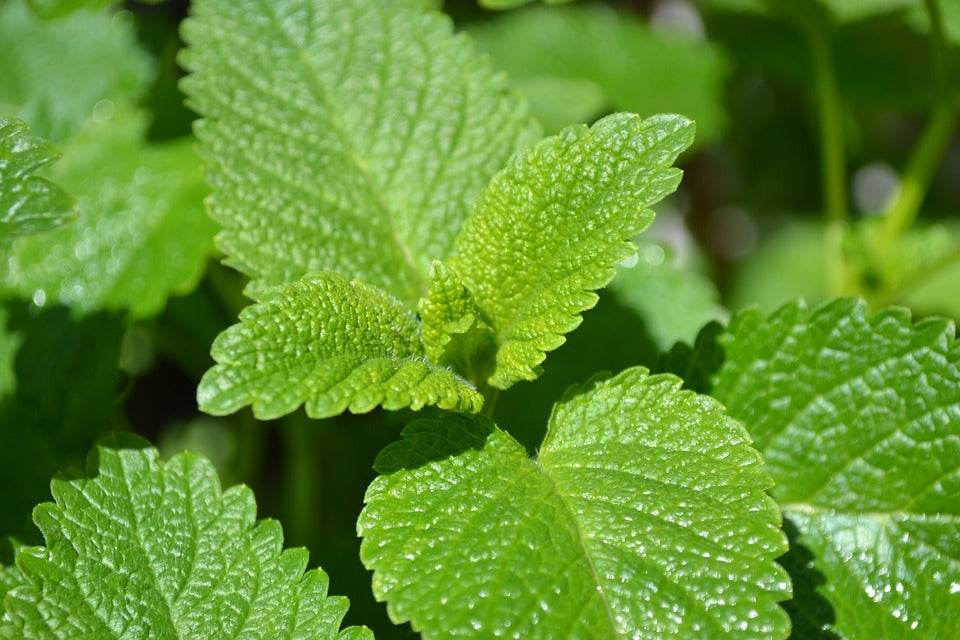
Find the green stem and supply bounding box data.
[480,386,500,418]
[873,0,960,259]
[874,102,960,256]
[797,9,849,295]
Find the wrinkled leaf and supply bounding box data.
[694,298,960,638]
[180,0,538,306]
[198,271,482,419]
[447,113,693,388]
[360,367,791,639]
[0,437,372,640]
[0,117,74,242]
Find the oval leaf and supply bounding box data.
[359,367,791,638]
[198,271,482,419]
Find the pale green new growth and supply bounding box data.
[418,261,496,386]
[198,272,482,419]
[447,113,693,388]
[0,439,371,640]
[0,117,74,242]
[359,367,791,639]
[180,0,538,307]
[3,110,215,318]
[708,298,960,639]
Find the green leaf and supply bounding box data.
[0,539,27,602]
[468,3,729,141]
[701,298,960,638]
[180,0,538,307]
[27,0,163,20]
[418,261,496,386]
[3,109,216,319]
[0,437,372,640]
[0,117,74,242]
[359,367,791,639]
[198,271,482,419]
[446,113,694,388]
[0,0,151,142]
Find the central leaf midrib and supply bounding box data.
[532,455,621,639]
[260,0,425,303]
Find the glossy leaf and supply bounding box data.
[198,272,482,419]
[180,0,538,306]
[0,117,74,242]
[359,367,791,639]
[447,113,694,388]
[704,298,960,639]
[0,438,371,640]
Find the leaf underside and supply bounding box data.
[705,297,960,639]
[0,438,370,640]
[359,367,791,639]
[198,271,482,419]
[446,112,694,388]
[0,117,74,242]
[180,0,538,307]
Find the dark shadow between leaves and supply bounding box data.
[778,516,840,639]
[494,288,661,454]
[656,319,726,394]
[0,300,125,537]
[372,413,495,475]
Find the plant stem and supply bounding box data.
[874,103,959,255]
[480,385,499,418]
[873,0,960,259]
[796,7,849,295]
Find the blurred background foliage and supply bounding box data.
[1,0,958,637]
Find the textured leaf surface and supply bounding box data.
[705,298,960,638]
[469,3,728,141]
[0,438,371,640]
[0,0,151,142]
[180,0,538,306]
[447,113,693,388]
[359,367,791,639]
[0,118,74,242]
[418,261,495,386]
[3,110,215,318]
[198,272,482,420]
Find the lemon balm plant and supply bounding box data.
[0,0,958,639]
